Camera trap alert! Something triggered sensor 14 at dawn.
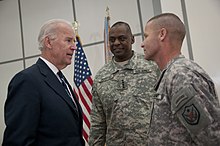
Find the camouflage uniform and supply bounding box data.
[89,52,159,146]
[148,54,220,146]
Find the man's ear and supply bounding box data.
[131,35,135,44]
[44,36,52,49]
[159,28,167,41]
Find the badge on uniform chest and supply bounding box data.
[117,79,128,90]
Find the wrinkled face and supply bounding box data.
[48,24,76,70]
[141,22,160,61]
[109,24,134,62]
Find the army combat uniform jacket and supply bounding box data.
[89,52,159,146]
[148,55,220,146]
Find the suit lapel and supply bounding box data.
[36,59,79,117]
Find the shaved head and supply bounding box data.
[148,13,186,43]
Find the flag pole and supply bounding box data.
[106,6,110,18]
[72,21,79,36]
[104,6,112,64]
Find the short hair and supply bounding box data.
[148,13,186,43]
[38,19,71,51]
[110,21,133,36]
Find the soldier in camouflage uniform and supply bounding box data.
[141,13,220,145]
[88,21,159,146]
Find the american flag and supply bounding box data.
[73,35,93,145]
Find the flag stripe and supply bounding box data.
[73,86,92,113]
[78,88,91,114]
[78,96,90,123]
[82,82,92,102]
[83,113,91,129]
[87,76,93,88]
[83,129,89,142]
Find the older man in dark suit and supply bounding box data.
[2,19,85,146]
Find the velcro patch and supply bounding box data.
[182,104,200,125]
[171,85,211,136]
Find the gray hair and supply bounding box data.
[38,19,72,51]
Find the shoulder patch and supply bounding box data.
[182,104,200,125]
[171,85,196,114]
[171,85,212,136]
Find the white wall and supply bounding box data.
[185,0,220,97]
[0,0,155,144]
[160,0,189,59]
[160,0,220,97]
[1,0,220,144]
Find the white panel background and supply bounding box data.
[21,0,74,57]
[0,0,154,143]
[0,0,23,62]
[0,61,23,141]
[75,0,140,43]
[160,0,189,59]
[1,0,220,144]
[160,0,220,98]
[185,0,220,98]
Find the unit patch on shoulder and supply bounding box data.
[171,85,212,136]
[182,104,200,125]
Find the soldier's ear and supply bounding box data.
[159,28,167,41]
[131,35,135,44]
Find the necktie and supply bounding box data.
[57,71,78,110]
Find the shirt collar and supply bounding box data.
[40,57,59,75]
[163,54,185,72]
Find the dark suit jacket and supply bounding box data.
[2,58,85,146]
